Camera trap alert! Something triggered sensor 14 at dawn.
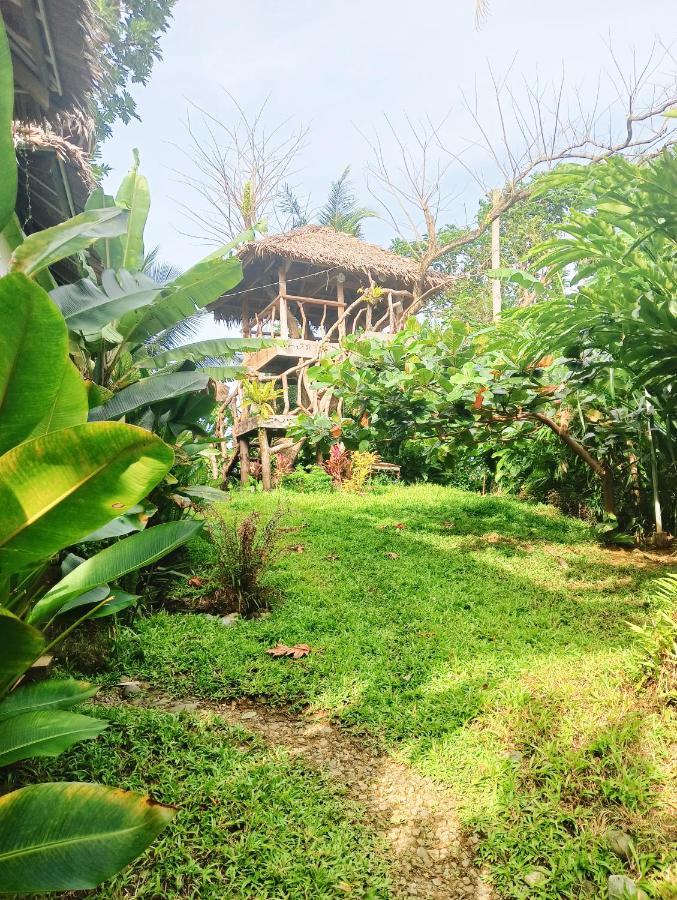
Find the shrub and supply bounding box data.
[322,444,352,486]
[203,507,287,616]
[344,450,378,493]
[281,466,334,493]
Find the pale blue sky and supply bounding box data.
[102,0,674,277]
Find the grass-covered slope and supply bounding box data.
[76,486,677,896]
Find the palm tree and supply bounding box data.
[278,167,375,237]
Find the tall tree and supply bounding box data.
[94,1,177,141]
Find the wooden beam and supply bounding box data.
[239,437,250,485]
[278,264,289,339]
[337,277,346,339]
[258,427,272,491]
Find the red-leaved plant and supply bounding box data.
[322,443,352,486]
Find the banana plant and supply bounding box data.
[0,270,206,891]
[42,152,269,435]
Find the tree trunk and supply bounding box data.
[239,437,250,485]
[258,427,272,491]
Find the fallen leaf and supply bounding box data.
[442,520,455,529]
[393,522,407,530]
[266,644,292,657]
[385,551,400,559]
[288,544,305,553]
[188,576,204,587]
[324,554,340,561]
[265,643,312,659]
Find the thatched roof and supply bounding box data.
[238,225,441,292]
[1,0,103,145]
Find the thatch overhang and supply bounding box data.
[1,0,102,145]
[14,123,96,280]
[212,225,444,327]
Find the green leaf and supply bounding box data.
[179,485,229,503]
[56,585,111,617]
[0,273,71,454]
[85,188,124,269]
[0,679,98,722]
[0,15,17,232]
[0,608,44,694]
[89,371,213,422]
[81,502,156,542]
[89,589,139,619]
[0,423,174,577]
[29,520,203,624]
[118,256,242,344]
[0,782,175,893]
[27,361,88,439]
[115,149,150,271]
[51,270,160,340]
[9,208,129,277]
[133,336,268,369]
[0,709,107,765]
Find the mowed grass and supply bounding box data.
[23,706,390,899]
[79,485,674,897]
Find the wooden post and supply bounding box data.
[239,437,250,485]
[278,264,289,339]
[242,297,250,337]
[337,276,346,339]
[491,189,502,321]
[258,427,272,491]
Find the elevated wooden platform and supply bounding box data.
[234,414,298,439]
[245,339,338,375]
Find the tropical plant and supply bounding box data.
[202,508,287,616]
[343,450,379,493]
[279,166,375,236]
[280,465,334,493]
[242,379,283,416]
[0,269,202,891]
[322,444,353,487]
[46,152,267,441]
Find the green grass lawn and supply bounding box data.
[54,485,674,898]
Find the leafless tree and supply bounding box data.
[174,93,309,244]
[364,44,677,315]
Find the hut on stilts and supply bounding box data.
[210,224,443,489]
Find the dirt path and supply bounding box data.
[120,688,491,899]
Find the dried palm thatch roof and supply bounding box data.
[1,0,103,146]
[239,225,441,292]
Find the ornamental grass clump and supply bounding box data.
[204,507,287,617]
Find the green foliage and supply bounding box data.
[201,507,287,616]
[318,167,376,237]
[23,706,391,898]
[392,174,583,325]
[0,13,16,232]
[280,465,334,493]
[94,1,178,141]
[105,486,672,896]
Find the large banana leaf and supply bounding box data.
[89,589,139,619]
[118,255,242,343]
[88,371,214,422]
[27,361,88,439]
[81,502,156,542]
[85,188,124,269]
[0,679,98,722]
[10,207,129,277]
[51,270,160,340]
[0,782,175,892]
[0,15,16,232]
[0,423,173,577]
[116,149,150,271]
[56,585,111,617]
[29,520,203,624]
[0,273,70,454]
[132,337,269,369]
[0,608,44,694]
[0,709,107,766]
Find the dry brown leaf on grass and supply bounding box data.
[188,576,205,587]
[266,643,312,659]
[441,520,455,530]
[385,552,400,560]
[288,544,306,553]
[324,554,340,561]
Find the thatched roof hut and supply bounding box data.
[212,225,443,332]
[1,0,102,144]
